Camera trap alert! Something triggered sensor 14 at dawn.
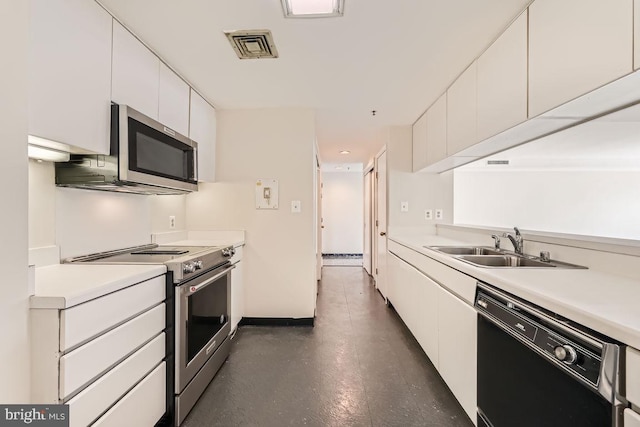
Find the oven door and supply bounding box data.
[175,263,233,393]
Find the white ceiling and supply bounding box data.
[97,0,531,164]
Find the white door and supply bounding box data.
[375,150,388,299]
[363,170,373,275]
[315,159,323,284]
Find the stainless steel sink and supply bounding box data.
[458,255,554,268]
[427,246,504,256]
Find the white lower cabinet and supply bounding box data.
[626,409,640,427]
[437,287,477,423]
[627,346,640,406]
[387,244,477,425]
[93,362,166,427]
[231,246,244,332]
[30,276,167,426]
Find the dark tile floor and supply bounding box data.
[182,266,473,427]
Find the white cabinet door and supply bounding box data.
[528,0,633,117]
[477,11,527,141]
[112,21,160,120]
[625,409,640,427]
[231,259,244,333]
[410,265,439,368]
[438,288,477,422]
[189,90,217,182]
[447,62,477,156]
[29,0,112,154]
[425,93,447,166]
[158,63,190,136]
[412,112,428,172]
[627,346,640,405]
[635,0,640,70]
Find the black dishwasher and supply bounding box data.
[475,283,623,427]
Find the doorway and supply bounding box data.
[321,163,364,267]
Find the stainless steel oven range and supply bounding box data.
[66,243,236,426]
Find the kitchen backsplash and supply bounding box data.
[29,160,188,260]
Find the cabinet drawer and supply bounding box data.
[59,304,165,400]
[93,362,166,427]
[61,275,165,351]
[388,241,476,304]
[625,409,640,427]
[67,333,165,427]
[627,346,640,405]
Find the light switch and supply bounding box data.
[291,200,301,213]
[400,201,409,212]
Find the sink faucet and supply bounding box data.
[490,234,501,250]
[503,227,524,255]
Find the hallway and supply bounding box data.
[182,267,472,426]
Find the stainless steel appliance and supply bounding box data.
[55,104,198,195]
[66,243,236,426]
[475,283,624,427]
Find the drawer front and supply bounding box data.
[61,275,165,351]
[388,241,476,304]
[625,409,640,427]
[93,362,166,427]
[627,346,640,405]
[59,304,165,400]
[67,333,165,427]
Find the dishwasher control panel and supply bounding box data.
[476,288,603,388]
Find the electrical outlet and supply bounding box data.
[400,201,409,212]
[435,209,443,220]
[169,215,176,229]
[425,209,433,220]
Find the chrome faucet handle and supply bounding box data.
[490,234,501,250]
[514,226,521,236]
[539,251,551,262]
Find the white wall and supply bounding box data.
[454,168,640,240]
[321,171,363,254]
[0,0,30,402]
[186,108,316,319]
[29,160,56,248]
[386,126,454,234]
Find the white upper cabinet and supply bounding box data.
[477,11,528,142]
[411,112,428,172]
[447,61,477,156]
[528,0,633,118]
[158,64,190,136]
[189,90,217,182]
[112,21,160,120]
[29,0,112,154]
[635,0,640,70]
[425,93,447,166]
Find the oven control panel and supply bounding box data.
[476,289,603,388]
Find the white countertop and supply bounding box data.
[31,264,166,309]
[389,232,640,350]
[169,239,244,248]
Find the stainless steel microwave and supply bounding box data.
[55,103,198,195]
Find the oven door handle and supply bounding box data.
[185,265,235,295]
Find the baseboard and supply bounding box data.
[239,317,315,327]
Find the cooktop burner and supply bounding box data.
[131,248,189,255]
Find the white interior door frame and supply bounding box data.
[374,147,388,300]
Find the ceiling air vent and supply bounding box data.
[224,30,279,59]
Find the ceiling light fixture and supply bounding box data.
[340,150,350,155]
[281,0,344,18]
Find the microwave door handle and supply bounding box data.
[186,265,235,294]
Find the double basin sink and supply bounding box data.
[426,246,587,269]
